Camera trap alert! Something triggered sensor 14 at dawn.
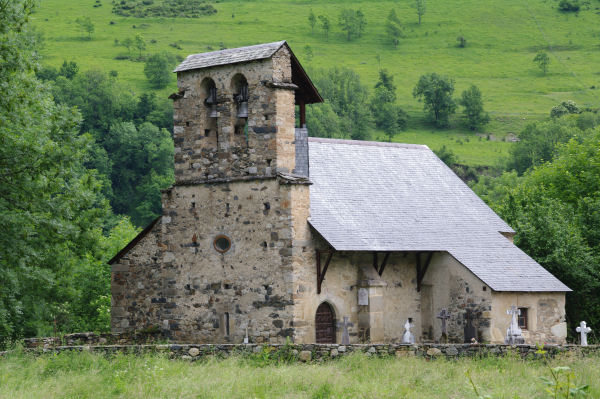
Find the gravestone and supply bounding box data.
[337,316,354,345]
[437,308,450,343]
[358,288,369,306]
[505,305,525,344]
[576,321,592,346]
[402,319,415,344]
[463,310,478,343]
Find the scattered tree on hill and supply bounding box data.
[75,16,95,40]
[121,37,133,56]
[308,9,316,33]
[459,85,490,130]
[457,36,467,48]
[434,145,458,167]
[59,60,79,79]
[413,0,426,25]
[144,52,176,88]
[370,70,407,140]
[318,15,330,40]
[533,51,550,75]
[386,9,403,48]
[550,100,581,118]
[558,0,580,12]
[338,9,366,41]
[303,45,313,62]
[413,73,456,127]
[134,34,146,59]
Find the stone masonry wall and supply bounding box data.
[173,46,296,184]
[112,179,304,344]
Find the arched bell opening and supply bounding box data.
[315,302,336,344]
[230,73,249,142]
[200,77,218,146]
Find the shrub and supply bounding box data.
[558,0,580,12]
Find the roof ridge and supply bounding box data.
[186,40,286,60]
[308,137,429,150]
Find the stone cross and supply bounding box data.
[505,305,524,345]
[437,308,451,343]
[337,316,353,345]
[576,321,592,346]
[402,319,415,344]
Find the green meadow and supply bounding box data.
[1,350,599,398]
[31,0,600,166]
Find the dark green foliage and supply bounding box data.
[413,0,426,25]
[308,9,316,33]
[459,85,490,130]
[371,70,407,140]
[457,36,467,48]
[385,9,403,48]
[0,1,137,345]
[338,9,366,41]
[550,100,581,118]
[59,60,78,79]
[434,145,458,167]
[144,52,176,88]
[112,0,217,18]
[507,114,599,174]
[413,73,457,128]
[318,15,330,40]
[307,67,372,140]
[558,0,580,12]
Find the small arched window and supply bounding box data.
[201,77,218,118]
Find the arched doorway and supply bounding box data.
[315,302,336,343]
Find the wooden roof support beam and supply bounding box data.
[372,251,391,277]
[316,248,335,294]
[416,251,434,292]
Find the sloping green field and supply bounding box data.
[31,0,600,166]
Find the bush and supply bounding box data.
[558,0,580,12]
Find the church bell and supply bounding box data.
[235,85,249,118]
[206,87,218,118]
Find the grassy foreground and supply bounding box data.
[0,350,599,398]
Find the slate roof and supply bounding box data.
[174,41,286,72]
[307,137,571,292]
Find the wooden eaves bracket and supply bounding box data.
[372,252,391,277]
[316,248,335,294]
[416,251,434,292]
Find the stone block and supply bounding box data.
[298,350,311,362]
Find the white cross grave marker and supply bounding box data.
[505,305,525,345]
[576,321,592,346]
[437,308,451,343]
[337,316,353,345]
[402,319,415,344]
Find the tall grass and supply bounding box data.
[1,350,599,398]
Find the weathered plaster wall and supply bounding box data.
[112,179,305,344]
[173,46,295,184]
[421,253,493,343]
[490,292,567,344]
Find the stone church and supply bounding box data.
[109,41,570,345]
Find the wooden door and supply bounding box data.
[315,302,336,343]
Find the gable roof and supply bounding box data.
[174,41,322,104]
[307,137,570,292]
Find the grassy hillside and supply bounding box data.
[1,351,599,398]
[31,0,600,166]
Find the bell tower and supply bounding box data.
[170,41,321,183]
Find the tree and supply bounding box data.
[144,52,176,88]
[318,15,330,40]
[303,45,313,62]
[413,0,426,25]
[59,60,78,79]
[308,9,316,33]
[412,73,457,127]
[338,9,366,41]
[459,85,490,130]
[533,51,550,75]
[75,16,95,40]
[134,34,146,59]
[121,37,133,56]
[550,100,581,118]
[370,70,407,138]
[385,9,403,48]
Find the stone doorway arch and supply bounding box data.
[315,302,336,343]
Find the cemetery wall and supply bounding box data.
[17,335,600,361]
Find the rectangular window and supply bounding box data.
[518,307,528,330]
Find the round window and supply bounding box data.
[213,235,231,253]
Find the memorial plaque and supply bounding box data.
[358,288,369,306]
